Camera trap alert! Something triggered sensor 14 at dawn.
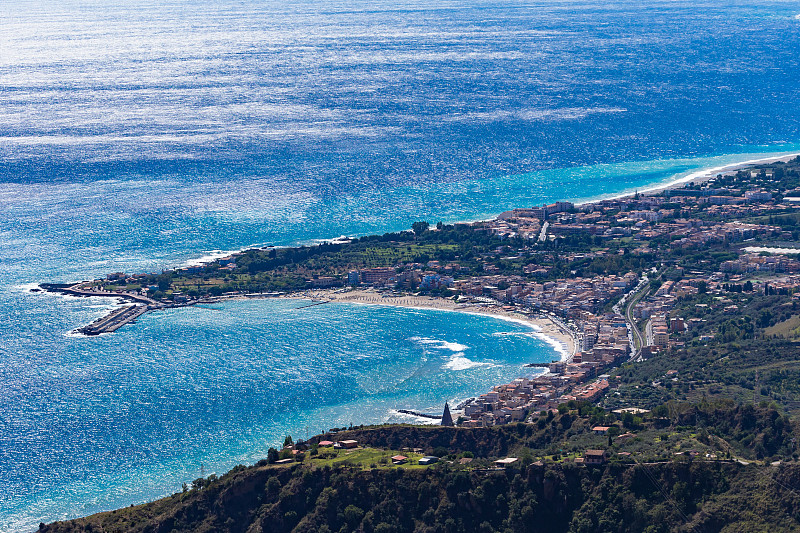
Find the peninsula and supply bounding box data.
[40,155,800,420]
[40,157,800,531]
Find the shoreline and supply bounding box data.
[28,151,799,531]
[45,150,800,342]
[275,289,576,363]
[163,151,800,264]
[42,283,576,363]
[573,151,800,207]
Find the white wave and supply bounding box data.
[535,331,571,360]
[63,330,110,339]
[476,313,570,360]
[440,341,469,352]
[14,282,43,292]
[444,353,491,371]
[492,331,537,338]
[410,337,469,352]
[182,250,242,267]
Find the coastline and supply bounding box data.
[159,151,800,266]
[46,151,800,344]
[183,147,800,358]
[574,151,800,207]
[26,153,800,532]
[275,289,576,362]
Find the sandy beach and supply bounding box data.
[278,288,576,361]
[576,151,800,207]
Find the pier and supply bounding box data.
[41,283,163,336]
[293,300,330,310]
[77,304,149,336]
[396,409,442,420]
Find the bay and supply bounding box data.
[3,0,800,529]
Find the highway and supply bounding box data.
[626,288,647,361]
[614,276,649,362]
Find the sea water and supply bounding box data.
[0,296,554,527]
[3,0,800,529]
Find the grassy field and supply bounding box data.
[304,447,429,470]
[765,314,800,338]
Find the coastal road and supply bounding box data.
[624,280,649,361]
[67,284,159,306]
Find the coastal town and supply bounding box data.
[44,157,800,430]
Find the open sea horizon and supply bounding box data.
[3,0,800,529]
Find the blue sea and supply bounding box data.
[2,0,800,529]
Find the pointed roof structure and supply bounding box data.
[441,402,454,426]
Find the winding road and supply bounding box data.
[614,276,649,362]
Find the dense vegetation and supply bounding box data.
[98,219,658,298]
[42,400,800,533]
[41,442,800,533]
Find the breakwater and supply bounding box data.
[40,284,163,336]
[77,304,149,335]
[396,409,442,420]
[40,283,156,305]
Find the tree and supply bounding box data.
[433,446,449,457]
[283,435,293,447]
[344,505,365,526]
[412,221,430,235]
[267,447,279,464]
[266,476,281,493]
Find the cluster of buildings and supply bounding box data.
[458,315,628,428]
[645,315,670,350]
[484,176,791,247]
[319,167,800,444]
[576,313,631,360]
[452,273,638,319]
[458,366,616,428]
[498,201,576,223]
[762,275,800,295]
[345,266,455,291]
[721,253,800,274]
[668,221,781,249]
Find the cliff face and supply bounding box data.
[41,450,800,533]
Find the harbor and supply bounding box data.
[40,283,166,336]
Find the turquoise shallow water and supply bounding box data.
[3,0,800,529]
[1,295,555,529]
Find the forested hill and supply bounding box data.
[42,402,800,533]
[41,443,800,533]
